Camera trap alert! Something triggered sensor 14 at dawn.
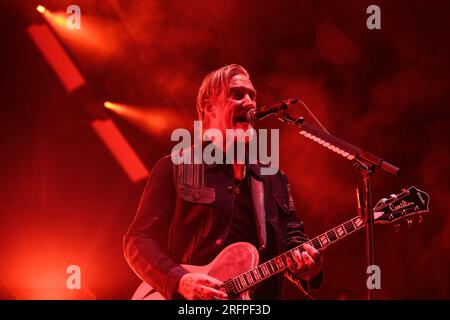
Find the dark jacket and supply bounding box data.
[123,154,322,299]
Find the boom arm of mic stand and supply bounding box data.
[277,113,401,176]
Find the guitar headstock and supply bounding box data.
[373,186,430,227]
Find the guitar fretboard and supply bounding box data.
[223,216,365,296]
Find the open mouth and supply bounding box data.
[233,112,250,127]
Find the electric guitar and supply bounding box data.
[132,186,430,300]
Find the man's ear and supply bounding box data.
[204,100,216,119]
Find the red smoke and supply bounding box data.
[3,0,449,299]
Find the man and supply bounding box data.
[123,64,323,300]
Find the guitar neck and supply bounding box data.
[224,216,365,296]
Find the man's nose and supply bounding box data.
[242,94,256,109]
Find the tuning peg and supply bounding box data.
[390,194,398,199]
[381,198,388,203]
[394,224,401,232]
[402,188,410,195]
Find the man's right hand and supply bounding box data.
[177,273,228,300]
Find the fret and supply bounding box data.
[311,237,322,249]
[327,229,338,242]
[292,247,301,259]
[238,275,243,287]
[262,263,270,276]
[267,262,273,275]
[255,266,263,280]
[275,257,284,269]
[266,261,272,273]
[230,279,238,294]
[260,266,266,279]
[274,258,280,270]
[244,272,250,285]
[250,270,257,283]
[248,272,255,284]
[268,260,274,272]
[273,259,280,272]
[244,273,252,285]
[280,253,288,267]
[343,222,354,233]
[233,278,242,292]
[270,259,277,272]
[288,249,296,261]
[239,274,248,289]
[240,275,248,287]
[238,277,244,291]
[234,276,242,291]
[285,250,292,260]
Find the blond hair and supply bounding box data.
[196,64,249,123]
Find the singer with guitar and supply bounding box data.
[123,64,323,300]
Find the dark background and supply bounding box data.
[1,0,449,299]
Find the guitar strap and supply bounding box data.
[250,177,267,251]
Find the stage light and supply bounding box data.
[34,3,118,63]
[27,24,86,92]
[35,5,66,27]
[47,12,67,28]
[104,101,114,109]
[102,101,185,135]
[103,101,126,114]
[36,5,47,14]
[103,101,124,113]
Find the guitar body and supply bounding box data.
[132,242,259,300]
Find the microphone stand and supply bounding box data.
[275,101,401,300]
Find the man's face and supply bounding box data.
[206,74,257,135]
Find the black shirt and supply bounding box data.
[224,175,259,247]
[224,169,280,299]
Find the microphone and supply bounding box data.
[246,98,299,123]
